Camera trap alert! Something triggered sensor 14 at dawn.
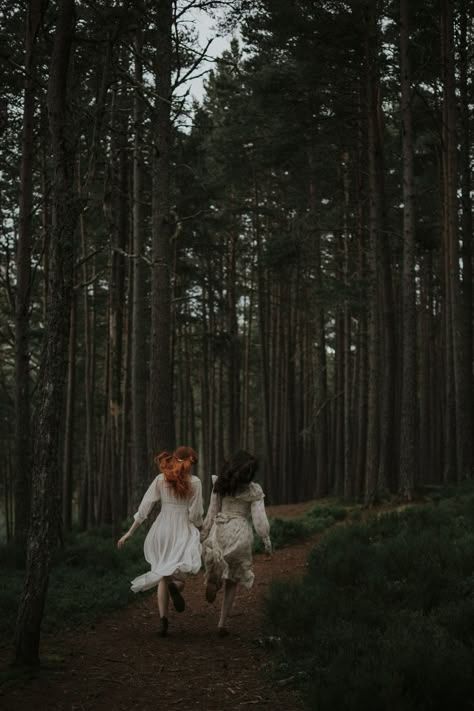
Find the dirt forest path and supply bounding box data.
[0,500,327,711]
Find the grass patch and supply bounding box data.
[1,502,350,647]
[265,492,474,710]
[254,502,348,553]
[0,522,149,645]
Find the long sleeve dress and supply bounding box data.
[130,473,203,593]
[201,480,271,590]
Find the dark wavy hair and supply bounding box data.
[213,450,259,497]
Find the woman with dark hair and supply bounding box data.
[201,450,272,636]
[117,446,203,637]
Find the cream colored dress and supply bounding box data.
[130,473,203,593]
[201,479,271,590]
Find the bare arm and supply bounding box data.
[117,476,160,548]
[117,518,141,548]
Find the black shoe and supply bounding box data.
[217,626,229,638]
[160,616,169,637]
[168,581,185,612]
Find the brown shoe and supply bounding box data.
[160,616,169,637]
[168,581,185,612]
[205,581,217,603]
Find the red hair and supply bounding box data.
[155,446,198,498]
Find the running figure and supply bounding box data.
[117,446,203,637]
[201,450,272,636]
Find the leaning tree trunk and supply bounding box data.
[14,0,44,545]
[149,0,175,457]
[15,0,78,665]
[398,0,417,499]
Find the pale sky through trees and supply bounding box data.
[188,7,234,102]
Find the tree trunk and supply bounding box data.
[14,0,45,545]
[15,0,78,665]
[79,203,96,529]
[254,181,274,494]
[441,0,472,480]
[62,292,76,530]
[398,0,417,499]
[459,0,473,420]
[364,1,381,503]
[106,91,127,534]
[149,0,175,456]
[456,0,474,478]
[342,153,353,499]
[227,233,241,452]
[131,30,149,507]
[307,160,328,497]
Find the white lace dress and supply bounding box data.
[130,473,203,593]
[201,480,271,590]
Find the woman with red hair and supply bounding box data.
[117,446,202,637]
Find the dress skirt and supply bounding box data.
[202,512,255,590]
[131,501,202,593]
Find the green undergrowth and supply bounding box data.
[0,523,149,644]
[253,502,349,553]
[0,501,351,646]
[265,492,474,710]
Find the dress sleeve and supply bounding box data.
[251,497,270,538]
[200,477,220,541]
[133,477,161,523]
[250,488,272,553]
[188,478,204,528]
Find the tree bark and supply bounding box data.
[130,30,149,506]
[307,159,328,497]
[364,1,381,503]
[441,0,472,480]
[15,0,78,665]
[62,292,76,530]
[399,0,417,499]
[149,0,175,456]
[227,233,241,453]
[14,0,45,544]
[254,181,274,494]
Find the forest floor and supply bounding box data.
[0,498,404,711]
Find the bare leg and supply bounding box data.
[158,579,169,618]
[218,579,238,633]
[157,579,170,636]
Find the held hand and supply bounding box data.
[262,537,272,559]
[117,533,130,549]
[264,544,273,559]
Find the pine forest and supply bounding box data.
[1,0,474,692]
